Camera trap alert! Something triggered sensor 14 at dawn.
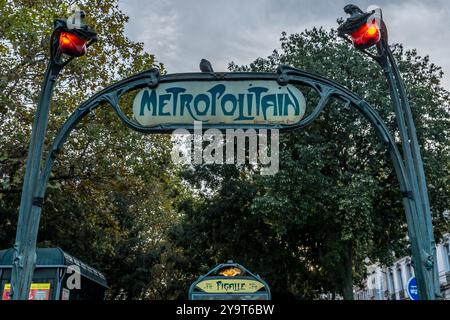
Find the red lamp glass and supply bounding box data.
[350,21,381,49]
[59,31,88,57]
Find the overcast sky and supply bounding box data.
[119,0,450,90]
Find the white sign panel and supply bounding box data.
[132,81,306,126]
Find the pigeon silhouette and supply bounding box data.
[199,59,214,72]
[343,4,364,17]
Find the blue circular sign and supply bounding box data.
[407,277,419,300]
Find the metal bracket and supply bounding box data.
[32,197,44,208]
[103,92,119,108]
[276,65,292,85]
[145,68,161,89]
[425,254,434,270]
[277,73,289,86]
[401,191,414,200]
[50,148,60,160]
[211,72,226,80]
[402,191,414,200]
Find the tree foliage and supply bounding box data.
[0,0,183,299]
[170,28,450,299]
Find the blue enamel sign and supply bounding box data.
[407,277,419,300]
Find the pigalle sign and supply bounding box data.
[195,278,265,294]
[132,81,306,126]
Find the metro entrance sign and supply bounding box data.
[10,4,441,300]
[195,279,265,294]
[189,262,271,300]
[132,80,306,127]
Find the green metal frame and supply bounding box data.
[11,64,421,299]
[188,262,271,300]
[338,4,440,300]
[10,4,440,300]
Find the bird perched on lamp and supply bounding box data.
[344,4,365,17]
[200,59,214,72]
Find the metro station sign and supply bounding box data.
[132,80,306,127]
[189,262,271,300]
[195,278,265,294]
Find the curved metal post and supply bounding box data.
[386,49,441,298]
[10,60,62,300]
[337,4,440,299]
[10,16,97,300]
[381,53,438,299]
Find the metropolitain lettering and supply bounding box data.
[138,84,301,122]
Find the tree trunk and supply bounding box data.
[341,241,354,300]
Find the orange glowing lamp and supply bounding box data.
[350,21,381,49]
[219,267,242,277]
[59,31,88,57]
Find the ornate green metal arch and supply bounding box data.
[35,65,411,203]
[11,3,439,301]
[20,65,425,302]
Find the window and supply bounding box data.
[406,263,413,279]
[382,272,387,294]
[444,243,450,272]
[396,266,404,292]
[388,269,395,294]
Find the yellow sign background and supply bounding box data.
[196,279,265,293]
[4,283,50,290]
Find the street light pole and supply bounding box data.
[384,47,441,299]
[10,59,61,300]
[338,4,441,300]
[10,15,96,300]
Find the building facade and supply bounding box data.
[355,234,450,300]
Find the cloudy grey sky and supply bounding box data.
[119,0,450,90]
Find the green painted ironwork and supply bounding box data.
[338,4,440,300]
[10,64,419,300]
[9,16,97,301]
[9,4,440,300]
[188,262,271,300]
